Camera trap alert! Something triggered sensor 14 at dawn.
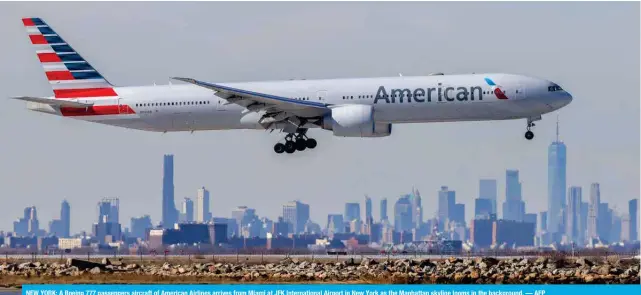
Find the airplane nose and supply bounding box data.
[550,91,572,109]
[561,91,573,105]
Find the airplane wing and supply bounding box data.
[11,96,94,108]
[171,77,331,127]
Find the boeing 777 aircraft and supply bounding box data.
[14,18,573,154]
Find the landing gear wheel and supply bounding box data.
[285,141,296,153]
[525,130,534,140]
[306,138,317,149]
[274,143,285,154]
[295,138,307,151]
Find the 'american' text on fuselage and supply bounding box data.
[374,84,484,104]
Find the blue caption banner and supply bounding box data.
[20,285,641,295]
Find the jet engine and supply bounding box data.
[321,104,392,137]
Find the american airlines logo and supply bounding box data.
[374,84,484,104]
[373,77,506,104]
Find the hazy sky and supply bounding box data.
[0,1,638,234]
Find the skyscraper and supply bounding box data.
[344,203,360,224]
[380,198,388,222]
[326,214,345,235]
[94,198,121,243]
[565,186,583,244]
[181,198,194,223]
[587,183,601,240]
[61,200,70,238]
[13,206,39,236]
[283,200,310,234]
[540,211,548,232]
[474,198,493,219]
[196,187,210,223]
[162,154,178,228]
[98,198,119,224]
[503,170,525,221]
[365,195,373,225]
[598,202,611,242]
[629,199,638,242]
[438,186,455,231]
[394,195,413,232]
[411,188,423,228]
[547,121,567,236]
[479,179,498,215]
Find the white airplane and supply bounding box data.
[15,18,572,154]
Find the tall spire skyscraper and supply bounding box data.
[547,117,567,238]
[162,154,178,228]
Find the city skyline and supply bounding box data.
[2,147,639,236]
[0,2,638,234]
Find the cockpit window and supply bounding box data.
[548,85,563,92]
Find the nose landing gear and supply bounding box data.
[273,129,317,154]
[524,117,538,140]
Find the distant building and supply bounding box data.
[181,198,194,223]
[539,211,548,233]
[503,170,524,222]
[208,223,228,245]
[380,198,388,222]
[38,236,58,251]
[493,219,536,247]
[196,187,210,223]
[587,183,601,239]
[621,214,631,242]
[326,214,344,236]
[13,206,39,237]
[479,179,498,215]
[4,236,37,249]
[365,196,373,225]
[283,200,310,234]
[630,199,638,242]
[130,215,153,240]
[162,154,178,228]
[344,203,361,225]
[438,186,455,231]
[60,200,70,238]
[410,189,423,228]
[394,195,413,232]
[58,238,85,250]
[470,217,494,248]
[524,213,537,227]
[565,186,583,244]
[475,198,493,219]
[547,123,567,238]
[272,217,289,237]
[49,219,65,237]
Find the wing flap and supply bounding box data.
[11,96,94,108]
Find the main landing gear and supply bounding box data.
[524,118,537,140]
[273,130,317,154]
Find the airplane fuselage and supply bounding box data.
[29,73,572,133]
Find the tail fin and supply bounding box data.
[21,17,118,99]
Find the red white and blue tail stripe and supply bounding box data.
[22,17,118,99]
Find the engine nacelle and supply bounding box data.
[322,104,392,137]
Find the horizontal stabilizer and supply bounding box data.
[11,96,93,108]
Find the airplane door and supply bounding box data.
[317,90,328,102]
